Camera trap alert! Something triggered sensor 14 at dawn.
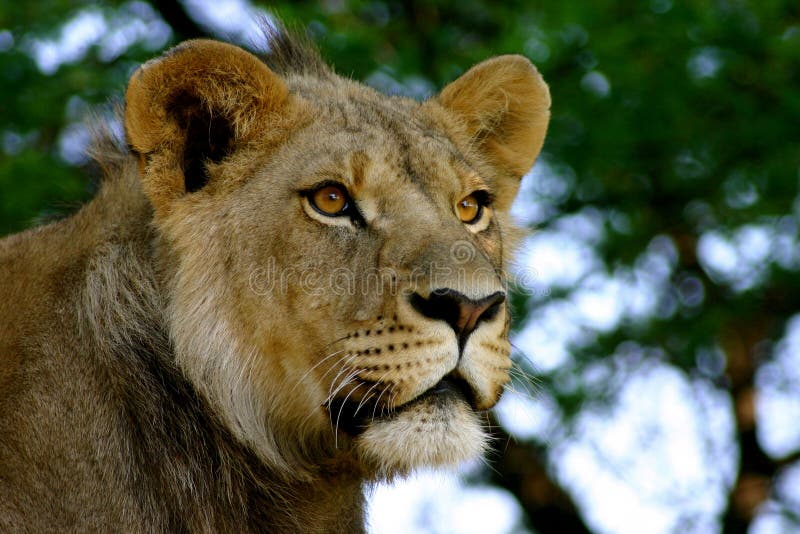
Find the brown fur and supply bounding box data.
[0,23,549,532]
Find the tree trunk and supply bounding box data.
[488,419,592,533]
[148,0,208,41]
[720,321,799,533]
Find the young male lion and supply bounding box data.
[0,24,549,532]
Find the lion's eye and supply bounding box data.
[457,193,483,224]
[310,185,349,216]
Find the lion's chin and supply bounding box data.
[352,392,488,478]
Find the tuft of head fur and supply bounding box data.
[257,18,333,78]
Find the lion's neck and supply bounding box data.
[105,337,366,531]
[111,341,365,531]
[69,170,368,531]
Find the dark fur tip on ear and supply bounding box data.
[124,39,290,213]
[179,100,234,194]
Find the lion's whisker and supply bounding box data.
[297,352,359,429]
[509,367,541,400]
[319,333,354,352]
[370,383,392,423]
[330,369,362,448]
[353,368,394,419]
[290,348,350,394]
[353,380,380,417]
[326,361,358,401]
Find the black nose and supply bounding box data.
[410,289,505,348]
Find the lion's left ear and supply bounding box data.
[429,55,550,203]
[125,39,291,217]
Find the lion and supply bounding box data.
[0,23,549,533]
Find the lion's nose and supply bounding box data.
[410,289,505,348]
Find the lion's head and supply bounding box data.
[123,31,549,480]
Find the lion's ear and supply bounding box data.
[433,54,550,183]
[125,39,289,215]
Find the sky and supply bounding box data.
[13,1,800,532]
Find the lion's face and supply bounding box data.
[124,40,549,478]
[240,120,513,474]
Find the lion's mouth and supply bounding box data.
[424,375,475,406]
[327,374,475,437]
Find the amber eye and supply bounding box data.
[310,185,349,216]
[457,194,483,224]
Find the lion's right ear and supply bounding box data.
[125,39,289,216]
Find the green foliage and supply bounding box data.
[0,1,168,234]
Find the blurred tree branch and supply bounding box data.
[722,319,800,533]
[148,0,208,41]
[488,418,592,533]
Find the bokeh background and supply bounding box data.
[2,1,800,532]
